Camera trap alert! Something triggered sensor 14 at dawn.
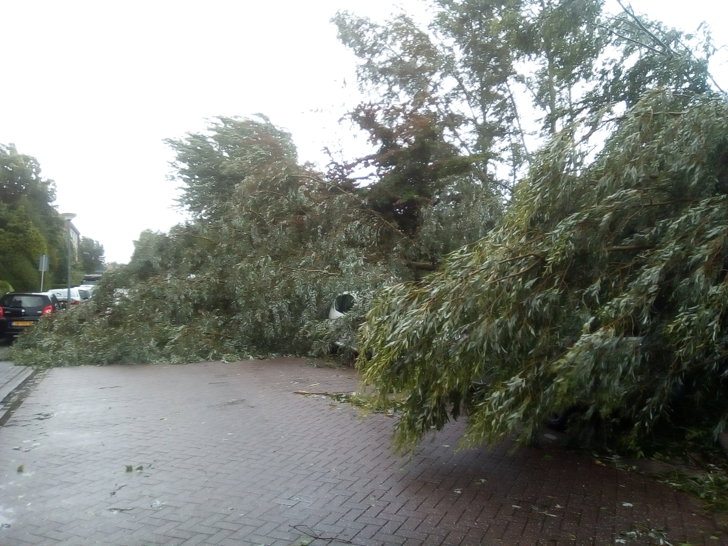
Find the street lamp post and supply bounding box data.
[61,213,76,306]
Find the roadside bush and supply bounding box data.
[0,280,13,296]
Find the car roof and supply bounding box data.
[1,292,55,302]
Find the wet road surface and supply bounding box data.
[0,359,725,545]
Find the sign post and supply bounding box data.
[38,254,49,291]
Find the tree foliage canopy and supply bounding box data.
[0,144,65,291]
[358,90,728,453]
[334,0,717,190]
[0,144,105,291]
[13,117,406,364]
[330,0,725,454]
[79,237,105,274]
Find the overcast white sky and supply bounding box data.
[1,0,726,264]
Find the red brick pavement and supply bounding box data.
[0,358,725,545]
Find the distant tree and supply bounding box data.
[79,237,105,274]
[124,230,169,281]
[0,201,46,290]
[0,144,66,291]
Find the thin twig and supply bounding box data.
[615,0,671,54]
[605,245,652,252]
[280,266,339,277]
[294,391,353,397]
[292,524,356,544]
[487,258,543,284]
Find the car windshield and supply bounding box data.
[0,294,47,311]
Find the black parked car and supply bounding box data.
[0,292,62,341]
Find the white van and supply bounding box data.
[47,287,83,306]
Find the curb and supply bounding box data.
[0,364,36,424]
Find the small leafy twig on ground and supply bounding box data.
[293,390,403,414]
[615,526,672,545]
[596,454,728,514]
[658,465,728,513]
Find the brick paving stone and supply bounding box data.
[0,358,726,545]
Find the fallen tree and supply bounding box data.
[357,90,728,455]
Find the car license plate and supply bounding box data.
[11,321,34,327]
